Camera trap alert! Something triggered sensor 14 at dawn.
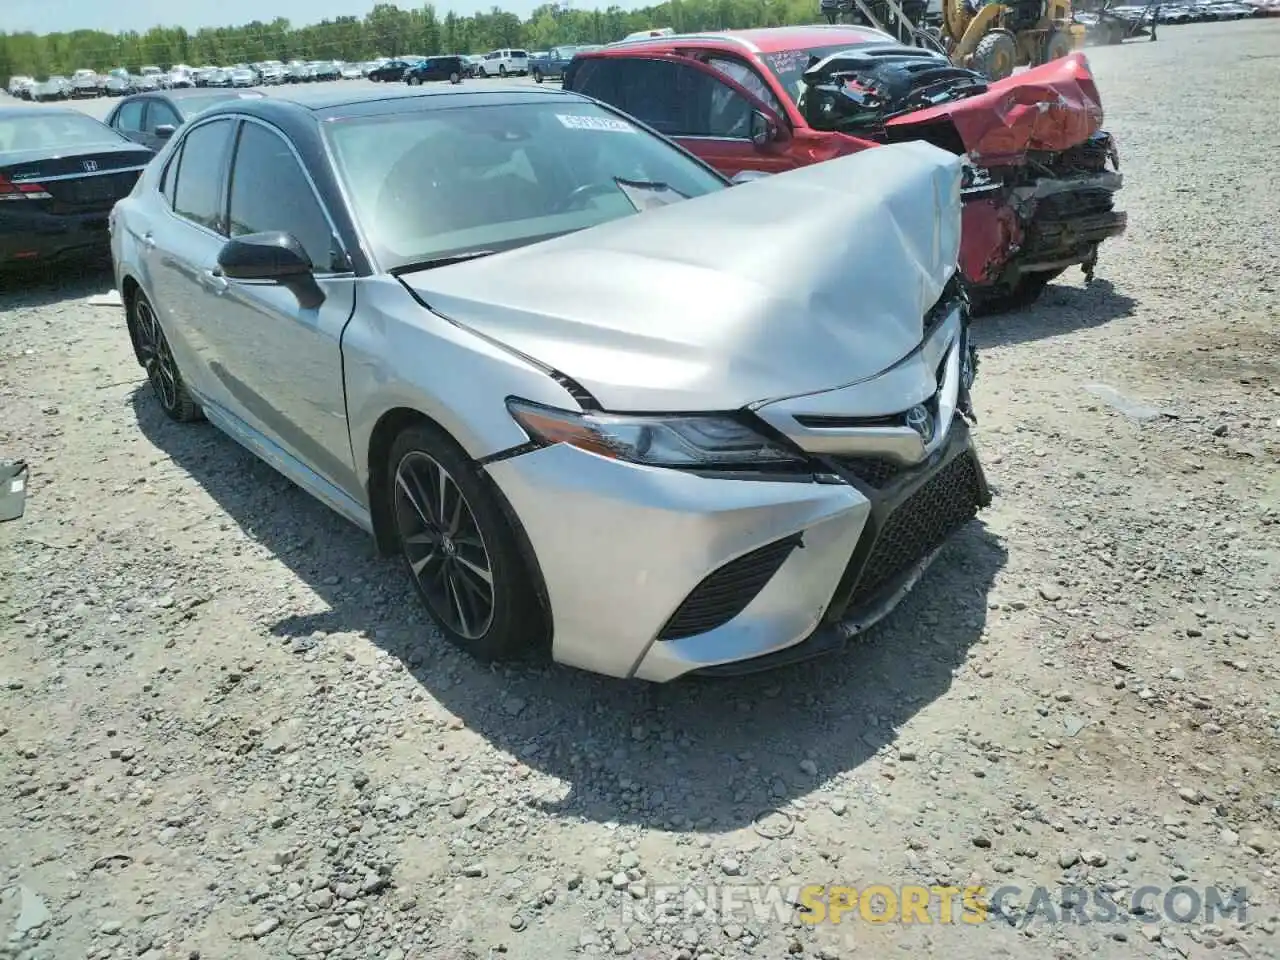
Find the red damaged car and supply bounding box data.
[563,26,1127,313]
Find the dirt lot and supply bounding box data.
[2,20,1279,960]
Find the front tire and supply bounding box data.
[970,29,1017,80]
[388,423,546,661]
[130,290,202,422]
[449,72,460,84]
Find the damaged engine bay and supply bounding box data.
[800,45,1127,312]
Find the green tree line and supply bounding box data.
[0,0,820,78]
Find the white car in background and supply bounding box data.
[474,48,530,77]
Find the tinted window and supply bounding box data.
[704,56,784,118]
[114,100,147,132]
[172,119,235,232]
[149,101,182,130]
[324,100,725,270]
[227,121,337,271]
[568,59,754,138]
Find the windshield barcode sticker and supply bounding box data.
[556,114,636,133]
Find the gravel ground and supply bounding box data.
[2,20,1279,960]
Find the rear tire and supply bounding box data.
[498,65,507,77]
[387,422,547,662]
[130,289,202,423]
[533,68,544,83]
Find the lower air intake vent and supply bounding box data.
[847,452,982,608]
[658,534,801,641]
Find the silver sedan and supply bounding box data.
[109,85,989,681]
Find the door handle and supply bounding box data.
[201,269,229,295]
[141,232,156,249]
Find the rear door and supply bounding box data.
[202,118,360,497]
[142,117,239,411]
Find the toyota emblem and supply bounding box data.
[905,405,934,442]
[82,160,98,172]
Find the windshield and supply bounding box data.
[0,113,127,153]
[760,44,887,104]
[324,100,726,271]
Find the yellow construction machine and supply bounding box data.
[827,0,1087,81]
[941,0,1087,80]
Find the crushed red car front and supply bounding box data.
[802,47,1127,311]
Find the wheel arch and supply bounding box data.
[120,273,147,367]
[363,406,553,637]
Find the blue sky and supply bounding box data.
[9,0,565,34]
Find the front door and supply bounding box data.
[205,118,360,499]
[567,56,799,179]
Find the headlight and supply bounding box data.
[506,399,806,469]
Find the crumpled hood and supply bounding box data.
[886,52,1105,165]
[401,140,962,413]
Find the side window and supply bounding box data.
[114,99,146,132]
[704,56,784,118]
[172,119,236,232]
[160,141,183,208]
[149,102,182,132]
[227,122,338,271]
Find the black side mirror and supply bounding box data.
[154,124,175,139]
[749,111,777,147]
[217,231,324,308]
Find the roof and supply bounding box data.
[599,24,892,55]
[261,83,578,115]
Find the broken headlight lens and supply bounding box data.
[507,399,805,469]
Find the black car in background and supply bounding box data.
[368,59,418,82]
[104,89,268,152]
[0,108,152,267]
[404,56,468,85]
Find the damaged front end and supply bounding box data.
[800,47,1127,313]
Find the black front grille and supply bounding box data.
[830,456,907,488]
[842,451,983,611]
[658,534,801,641]
[1036,188,1116,222]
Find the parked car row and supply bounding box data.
[4,25,1133,683]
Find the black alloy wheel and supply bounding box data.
[132,291,202,422]
[387,423,547,661]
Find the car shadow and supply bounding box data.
[0,255,114,310]
[975,278,1138,350]
[131,385,1008,833]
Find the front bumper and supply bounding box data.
[485,304,988,682]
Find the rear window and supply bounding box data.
[511,50,529,58]
[324,99,725,270]
[0,113,128,153]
